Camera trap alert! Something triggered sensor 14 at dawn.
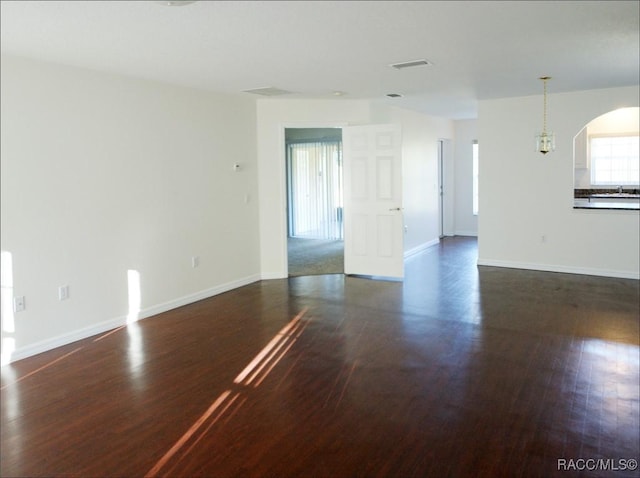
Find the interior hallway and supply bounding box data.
[1,237,638,477]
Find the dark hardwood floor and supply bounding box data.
[2,237,639,477]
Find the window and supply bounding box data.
[472,140,479,215]
[590,134,639,186]
[286,141,343,240]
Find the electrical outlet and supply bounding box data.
[58,285,69,301]
[192,256,199,268]
[13,296,25,313]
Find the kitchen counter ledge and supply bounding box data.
[573,201,640,210]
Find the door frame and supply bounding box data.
[279,122,347,275]
[438,138,454,237]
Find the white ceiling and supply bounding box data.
[1,0,638,119]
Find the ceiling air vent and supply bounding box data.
[155,1,197,6]
[242,87,294,97]
[390,59,433,70]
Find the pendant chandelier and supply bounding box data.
[535,76,555,155]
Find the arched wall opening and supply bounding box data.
[573,107,639,209]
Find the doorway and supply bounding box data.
[285,128,344,276]
[438,139,445,238]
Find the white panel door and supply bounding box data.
[343,124,403,278]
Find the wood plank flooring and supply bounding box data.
[2,237,639,477]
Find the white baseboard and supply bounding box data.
[405,238,440,259]
[454,230,478,237]
[477,258,640,280]
[8,315,129,364]
[140,274,261,319]
[260,272,288,280]
[7,274,262,365]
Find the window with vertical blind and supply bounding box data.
[590,134,639,186]
[286,141,343,240]
[472,140,479,215]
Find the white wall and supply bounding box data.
[0,55,260,363]
[453,119,478,236]
[256,99,453,278]
[478,86,640,279]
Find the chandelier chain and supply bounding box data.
[543,78,548,133]
[540,76,551,134]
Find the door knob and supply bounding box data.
[389,207,403,211]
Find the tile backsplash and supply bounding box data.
[574,188,640,198]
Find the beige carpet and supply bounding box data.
[287,237,344,276]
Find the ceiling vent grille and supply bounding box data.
[155,1,197,6]
[390,59,433,70]
[242,87,294,96]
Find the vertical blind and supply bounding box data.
[287,141,343,240]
